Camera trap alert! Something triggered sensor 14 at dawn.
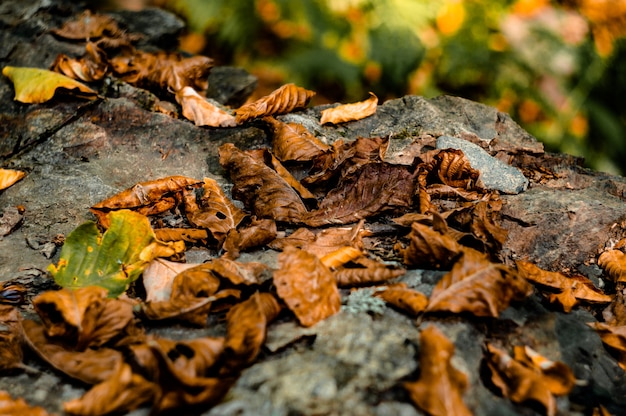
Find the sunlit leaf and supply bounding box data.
[2,66,97,103]
[47,210,158,297]
[320,92,378,124]
[235,83,315,123]
[0,169,26,191]
[176,86,236,127]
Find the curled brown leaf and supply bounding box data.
[374,283,428,317]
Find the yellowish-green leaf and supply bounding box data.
[48,210,159,297]
[2,66,97,104]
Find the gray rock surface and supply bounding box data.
[1,1,626,415]
[437,135,529,194]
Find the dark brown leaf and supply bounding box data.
[219,143,308,223]
[303,136,389,186]
[51,11,125,40]
[303,162,417,227]
[273,246,341,327]
[235,83,315,123]
[404,325,472,416]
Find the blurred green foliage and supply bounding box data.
[165,0,626,175]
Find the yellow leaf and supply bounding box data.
[2,66,97,104]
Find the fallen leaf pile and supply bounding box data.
[1,9,624,416]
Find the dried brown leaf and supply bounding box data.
[513,345,576,396]
[588,322,626,371]
[51,11,124,40]
[0,305,23,372]
[303,162,417,227]
[469,201,508,252]
[269,220,368,258]
[264,116,330,161]
[147,339,235,413]
[91,175,203,225]
[0,391,51,416]
[374,283,428,317]
[142,258,198,302]
[320,246,363,270]
[33,286,136,349]
[598,249,626,283]
[222,292,281,372]
[219,143,308,222]
[222,218,277,259]
[303,136,389,186]
[176,87,236,127]
[404,325,472,416]
[111,50,213,93]
[184,177,248,243]
[22,319,124,384]
[333,255,405,287]
[426,249,532,317]
[0,168,25,191]
[484,343,573,416]
[434,148,480,189]
[153,227,209,243]
[64,362,157,416]
[235,83,315,123]
[516,260,611,312]
[51,42,108,82]
[273,246,341,327]
[396,221,463,269]
[320,92,378,124]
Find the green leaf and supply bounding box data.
[2,66,97,104]
[48,210,156,298]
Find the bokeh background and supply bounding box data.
[102,0,626,175]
